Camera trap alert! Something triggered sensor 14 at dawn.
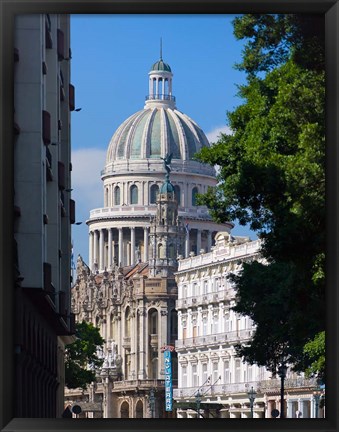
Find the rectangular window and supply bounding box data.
[235,359,241,383]
[203,280,208,294]
[192,364,198,387]
[182,366,187,387]
[213,315,219,334]
[202,363,208,385]
[248,364,252,382]
[224,361,230,384]
[213,362,219,383]
[203,320,207,336]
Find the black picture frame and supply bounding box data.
[1,1,337,431]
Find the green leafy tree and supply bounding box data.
[303,331,325,380]
[65,321,105,390]
[196,14,325,374]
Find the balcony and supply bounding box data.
[176,290,233,310]
[174,381,260,400]
[122,337,131,349]
[175,329,255,350]
[150,334,158,349]
[113,379,166,391]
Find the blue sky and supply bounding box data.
[70,14,256,264]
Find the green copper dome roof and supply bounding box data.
[151,59,172,72]
[106,106,211,164]
[160,179,174,194]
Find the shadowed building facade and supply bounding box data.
[14,14,76,417]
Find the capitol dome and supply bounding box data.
[105,106,210,165]
[87,56,233,272]
[104,56,214,178]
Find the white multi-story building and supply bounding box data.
[174,232,323,419]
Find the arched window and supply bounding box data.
[174,185,180,205]
[170,310,178,340]
[151,357,158,379]
[150,184,159,204]
[120,401,129,418]
[135,401,143,418]
[169,243,175,258]
[125,307,131,337]
[130,185,138,204]
[149,309,158,335]
[114,186,120,205]
[105,187,109,206]
[192,187,199,206]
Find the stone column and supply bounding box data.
[159,309,168,377]
[298,398,305,418]
[196,229,202,254]
[89,231,93,271]
[130,227,136,264]
[99,229,105,271]
[118,228,123,267]
[207,231,212,252]
[141,181,145,205]
[185,228,190,258]
[287,399,293,418]
[108,228,112,270]
[138,307,146,379]
[144,227,149,262]
[93,230,99,271]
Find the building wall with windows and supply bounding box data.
[14,14,76,417]
[174,232,323,419]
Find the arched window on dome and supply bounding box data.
[174,185,181,205]
[105,187,109,206]
[150,184,159,204]
[130,185,138,205]
[114,186,120,206]
[192,187,199,206]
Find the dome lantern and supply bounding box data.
[146,41,175,108]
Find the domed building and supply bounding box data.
[87,56,233,272]
[65,56,235,419]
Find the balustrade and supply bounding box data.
[175,328,255,350]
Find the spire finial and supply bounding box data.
[160,37,162,60]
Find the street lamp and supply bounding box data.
[149,388,155,418]
[313,386,322,418]
[195,390,201,418]
[247,386,257,418]
[277,363,287,418]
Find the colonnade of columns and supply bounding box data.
[267,397,315,418]
[89,226,216,273]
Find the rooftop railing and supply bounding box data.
[145,94,176,102]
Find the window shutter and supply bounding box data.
[69,84,75,111]
[57,29,64,60]
[42,110,51,145]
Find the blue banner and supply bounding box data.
[164,350,173,411]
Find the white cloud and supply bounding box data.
[206,125,232,144]
[71,148,106,213]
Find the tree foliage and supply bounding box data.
[303,331,325,380]
[65,321,105,390]
[196,14,325,373]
